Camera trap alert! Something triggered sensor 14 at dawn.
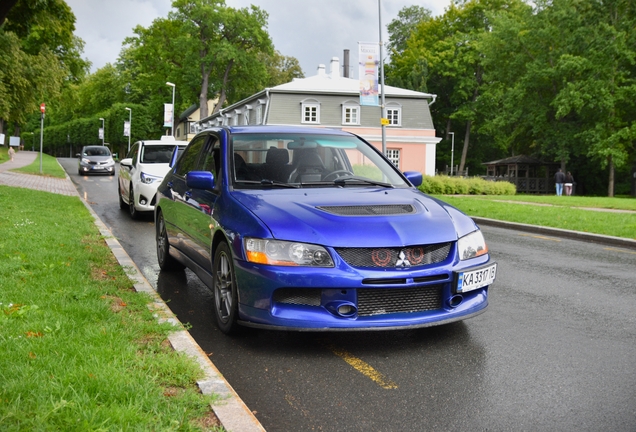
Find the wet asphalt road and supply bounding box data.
[59,158,636,432]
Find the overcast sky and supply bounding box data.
[66,0,452,78]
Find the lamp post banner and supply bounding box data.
[98,128,104,140]
[358,42,379,106]
[164,103,173,127]
[124,121,130,137]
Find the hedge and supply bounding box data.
[418,175,516,195]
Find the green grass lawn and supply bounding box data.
[13,151,68,178]
[0,186,222,430]
[435,194,636,240]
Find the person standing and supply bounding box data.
[8,146,15,162]
[565,171,574,196]
[555,168,566,196]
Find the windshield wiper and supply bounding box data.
[234,179,299,188]
[333,176,394,188]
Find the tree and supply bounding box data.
[169,0,273,118]
[386,5,432,55]
[0,0,87,135]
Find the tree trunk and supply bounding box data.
[608,155,615,197]
[213,59,235,115]
[458,120,472,175]
[199,69,210,120]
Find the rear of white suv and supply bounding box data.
[118,137,187,219]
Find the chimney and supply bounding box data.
[343,49,350,78]
[317,64,326,76]
[330,57,340,78]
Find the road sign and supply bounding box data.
[40,103,46,113]
[380,118,389,126]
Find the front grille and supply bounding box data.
[357,285,443,316]
[335,243,451,268]
[273,288,321,306]
[317,204,415,216]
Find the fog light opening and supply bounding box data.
[337,305,356,317]
[448,295,463,308]
[140,199,147,205]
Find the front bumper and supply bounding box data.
[233,253,493,331]
[79,163,115,174]
[132,181,161,211]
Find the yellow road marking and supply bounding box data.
[326,344,398,389]
[604,247,636,255]
[519,233,561,242]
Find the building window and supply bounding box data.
[386,149,400,168]
[386,107,401,126]
[342,105,360,125]
[189,122,196,134]
[302,102,320,124]
[256,106,262,124]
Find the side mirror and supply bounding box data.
[186,171,215,190]
[75,153,80,158]
[119,158,133,168]
[403,171,423,187]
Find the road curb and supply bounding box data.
[473,216,636,250]
[72,172,265,431]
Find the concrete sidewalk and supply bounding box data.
[0,150,265,432]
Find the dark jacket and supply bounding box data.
[555,171,566,183]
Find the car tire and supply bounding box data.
[128,186,139,219]
[213,242,240,334]
[156,210,185,271]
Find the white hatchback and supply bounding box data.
[118,137,187,219]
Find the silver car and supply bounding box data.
[77,145,115,175]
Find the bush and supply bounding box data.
[418,175,516,195]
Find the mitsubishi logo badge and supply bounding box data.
[395,250,411,268]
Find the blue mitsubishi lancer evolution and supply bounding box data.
[154,125,496,334]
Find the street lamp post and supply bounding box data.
[378,0,387,155]
[125,107,132,152]
[166,82,175,137]
[449,132,455,176]
[99,117,105,145]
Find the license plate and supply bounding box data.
[456,263,497,293]
[92,166,104,169]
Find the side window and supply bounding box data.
[175,136,207,177]
[127,143,139,163]
[199,135,220,178]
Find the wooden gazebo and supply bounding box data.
[482,155,559,194]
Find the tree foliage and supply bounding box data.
[0,0,88,138]
[387,0,636,196]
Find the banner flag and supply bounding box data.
[98,128,104,140]
[164,103,173,128]
[123,121,130,137]
[358,42,380,106]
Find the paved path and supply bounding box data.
[0,151,78,196]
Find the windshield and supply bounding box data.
[83,147,110,157]
[140,145,177,164]
[230,132,408,188]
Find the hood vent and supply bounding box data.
[318,204,415,216]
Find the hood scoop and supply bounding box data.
[317,204,415,216]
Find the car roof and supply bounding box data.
[82,145,109,150]
[198,125,354,137]
[137,140,186,146]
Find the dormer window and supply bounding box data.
[386,103,402,126]
[342,101,360,125]
[301,99,320,124]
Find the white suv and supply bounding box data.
[118,137,187,219]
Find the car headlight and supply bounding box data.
[458,230,488,260]
[106,157,114,164]
[81,158,91,164]
[140,172,161,184]
[245,238,334,267]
